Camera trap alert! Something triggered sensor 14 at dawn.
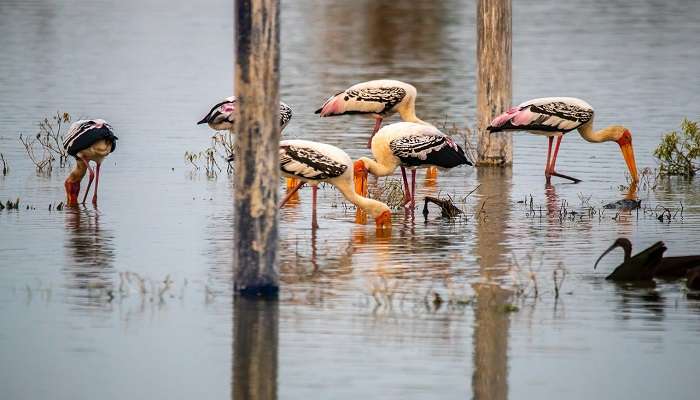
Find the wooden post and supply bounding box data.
[234,0,280,296]
[476,0,512,166]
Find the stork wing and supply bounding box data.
[390,134,470,168]
[315,87,407,116]
[488,98,593,133]
[280,145,347,180]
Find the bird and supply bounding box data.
[62,119,118,206]
[595,238,700,282]
[487,97,639,184]
[353,122,471,209]
[198,96,297,188]
[197,96,293,131]
[315,79,426,147]
[315,79,440,180]
[279,139,392,229]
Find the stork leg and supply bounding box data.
[91,162,101,205]
[545,137,554,184]
[548,136,581,183]
[367,117,383,149]
[81,158,95,204]
[401,167,411,206]
[410,169,417,209]
[311,185,319,229]
[280,180,305,207]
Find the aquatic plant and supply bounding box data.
[438,120,478,164]
[0,152,8,176]
[185,131,235,175]
[653,118,699,177]
[18,111,72,173]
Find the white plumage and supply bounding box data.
[198,96,293,131]
[279,140,391,229]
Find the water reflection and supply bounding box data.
[63,207,115,307]
[473,168,513,400]
[232,297,279,400]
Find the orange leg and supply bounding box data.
[81,157,95,204]
[280,181,305,207]
[548,136,581,183]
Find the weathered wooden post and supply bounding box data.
[233,0,280,296]
[476,0,512,166]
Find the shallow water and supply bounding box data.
[1,0,700,399]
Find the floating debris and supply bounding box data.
[422,196,463,218]
[604,198,641,210]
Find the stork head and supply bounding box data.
[353,159,368,196]
[614,127,639,183]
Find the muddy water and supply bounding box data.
[1,0,700,399]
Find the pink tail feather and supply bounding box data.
[489,107,520,128]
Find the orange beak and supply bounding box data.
[65,180,80,206]
[353,160,368,196]
[617,131,638,183]
[375,210,391,229]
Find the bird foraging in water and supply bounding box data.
[63,119,118,206]
[315,80,439,181]
[595,238,665,281]
[354,122,471,210]
[279,140,391,229]
[488,97,639,184]
[198,96,297,188]
[595,238,700,281]
[315,80,425,148]
[198,96,292,131]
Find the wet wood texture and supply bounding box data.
[234,0,280,295]
[233,297,278,400]
[476,0,513,166]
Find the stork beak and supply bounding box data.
[594,242,623,270]
[197,115,209,125]
[617,131,638,183]
[375,210,392,229]
[353,160,368,196]
[65,180,80,206]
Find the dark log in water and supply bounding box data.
[476,0,512,166]
[233,0,281,296]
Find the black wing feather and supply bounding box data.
[390,135,471,168]
[280,145,347,180]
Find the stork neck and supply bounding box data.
[336,180,386,218]
[67,158,87,182]
[577,121,621,143]
[397,97,428,126]
[359,156,397,178]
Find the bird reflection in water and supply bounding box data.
[63,207,115,307]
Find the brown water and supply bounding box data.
[1,0,700,399]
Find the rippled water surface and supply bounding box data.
[1,0,700,399]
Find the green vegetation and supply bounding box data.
[654,118,700,177]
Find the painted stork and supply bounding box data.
[63,119,118,206]
[198,96,297,188]
[198,96,292,131]
[487,97,639,184]
[279,139,392,229]
[353,122,471,209]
